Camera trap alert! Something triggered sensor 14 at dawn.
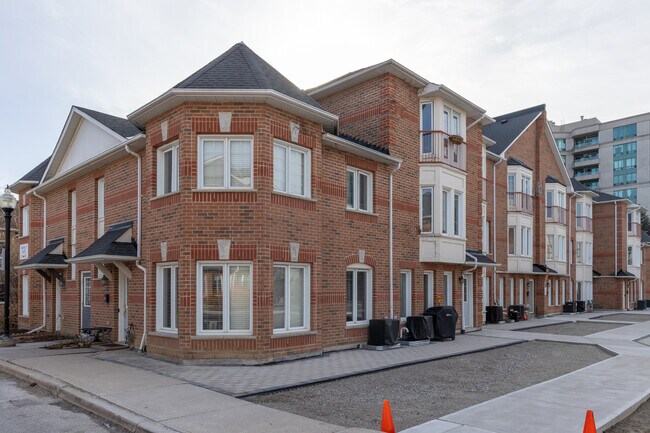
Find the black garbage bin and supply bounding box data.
[406,315,433,340]
[576,301,586,312]
[563,302,577,313]
[636,300,647,310]
[367,319,400,346]
[423,306,458,341]
[485,306,504,324]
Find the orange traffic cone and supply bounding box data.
[381,399,395,433]
[583,409,596,433]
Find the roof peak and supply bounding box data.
[493,104,546,121]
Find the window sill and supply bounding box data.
[272,191,316,202]
[271,330,316,338]
[345,209,377,217]
[150,331,179,338]
[192,188,257,193]
[422,233,467,241]
[18,235,29,240]
[345,322,369,329]
[191,334,256,340]
[150,191,180,202]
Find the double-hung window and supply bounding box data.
[443,272,453,305]
[400,270,412,320]
[453,192,462,236]
[21,206,29,237]
[421,102,433,154]
[508,226,516,255]
[197,262,252,334]
[97,178,105,237]
[273,264,310,332]
[424,271,434,309]
[421,187,433,233]
[273,140,311,198]
[70,191,77,280]
[546,235,554,260]
[347,168,372,213]
[346,266,372,324]
[156,264,178,333]
[21,275,29,316]
[198,136,253,189]
[157,141,179,196]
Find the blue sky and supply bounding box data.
[1,0,649,187]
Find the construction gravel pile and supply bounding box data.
[596,313,650,323]
[519,321,626,336]
[247,341,611,430]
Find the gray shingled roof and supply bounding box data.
[337,133,389,155]
[174,43,323,110]
[466,249,497,265]
[593,190,627,203]
[545,175,564,186]
[75,106,142,138]
[18,157,50,183]
[642,231,650,244]
[483,104,545,155]
[507,156,532,171]
[532,264,557,274]
[571,178,591,193]
[18,238,67,268]
[73,221,136,260]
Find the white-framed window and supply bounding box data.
[442,190,450,234]
[347,167,373,213]
[157,141,179,196]
[546,190,554,219]
[156,263,178,333]
[441,189,463,237]
[21,275,29,316]
[273,140,311,198]
[499,278,504,306]
[453,192,463,236]
[197,262,252,334]
[21,206,29,237]
[628,246,634,266]
[509,278,514,306]
[577,242,583,264]
[586,242,592,265]
[421,187,433,233]
[400,270,412,320]
[424,271,434,309]
[97,178,105,237]
[273,263,310,333]
[546,235,554,260]
[70,191,77,280]
[520,226,532,257]
[197,135,253,189]
[346,265,372,324]
[558,235,566,261]
[420,102,434,154]
[82,272,91,308]
[443,271,453,306]
[518,279,524,304]
[508,226,516,255]
[554,280,559,305]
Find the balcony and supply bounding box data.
[576,216,592,232]
[628,222,642,237]
[574,136,599,149]
[546,206,567,225]
[507,192,533,215]
[420,130,466,171]
[572,156,599,168]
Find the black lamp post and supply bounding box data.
[0,185,17,340]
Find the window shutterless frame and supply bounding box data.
[157,141,179,196]
[400,270,412,319]
[273,139,311,198]
[346,265,372,325]
[156,263,179,333]
[197,135,254,190]
[273,263,311,333]
[420,187,434,233]
[346,167,373,213]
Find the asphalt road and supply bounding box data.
[0,371,128,433]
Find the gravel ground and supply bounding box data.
[595,313,650,323]
[606,398,650,432]
[518,321,627,336]
[247,341,611,431]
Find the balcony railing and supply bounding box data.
[546,206,567,225]
[576,216,592,232]
[575,136,599,149]
[507,192,534,215]
[628,222,642,237]
[420,130,466,171]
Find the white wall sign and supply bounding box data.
[19,244,28,260]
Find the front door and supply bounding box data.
[55,279,62,332]
[118,271,128,342]
[81,272,91,329]
[462,274,473,329]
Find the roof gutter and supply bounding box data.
[322,133,402,165]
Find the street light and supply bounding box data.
[0,185,17,341]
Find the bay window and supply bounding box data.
[274,140,311,198]
[273,264,310,332]
[198,136,253,189]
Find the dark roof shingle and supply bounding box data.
[74,106,142,138]
[483,104,545,155]
[337,133,389,155]
[18,157,50,184]
[17,238,67,268]
[73,221,136,260]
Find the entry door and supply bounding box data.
[81,272,91,329]
[118,271,128,342]
[462,274,473,328]
[55,280,62,332]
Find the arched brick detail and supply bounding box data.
[343,253,377,268]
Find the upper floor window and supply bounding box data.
[21,206,29,237]
[273,140,311,198]
[614,141,636,156]
[443,106,461,135]
[546,235,554,260]
[97,178,105,237]
[421,187,433,233]
[421,102,433,154]
[198,136,253,189]
[613,124,637,141]
[442,189,464,237]
[157,141,179,196]
[613,188,637,203]
[347,168,372,213]
[555,138,566,151]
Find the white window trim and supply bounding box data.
[346,264,373,325]
[443,271,453,306]
[196,261,253,335]
[273,263,311,334]
[346,167,373,213]
[81,272,91,308]
[71,191,77,280]
[400,270,412,320]
[424,271,434,309]
[273,139,312,199]
[157,141,180,196]
[156,263,179,334]
[197,135,254,190]
[21,275,29,316]
[97,178,105,238]
[21,206,29,237]
[420,186,434,234]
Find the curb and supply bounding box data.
[0,360,179,433]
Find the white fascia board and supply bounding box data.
[41,107,78,183]
[14,263,68,270]
[419,83,487,119]
[66,254,139,264]
[322,133,402,165]
[8,180,39,192]
[486,149,505,162]
[72,107,127,142]
[128,89,338,127]
[34,134,146,194]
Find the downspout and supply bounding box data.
[567,193,572,300]
[124,143,147,351]
[462,254,478,334]
[29,190,47,333]
[389,161,402,319]
[614,203,620,309]
[492,155,505,306]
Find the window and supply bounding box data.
[421,187,433,233]
[546,235,554,260]
[198,136,253,189]
[614,141,637,155]
[157,141,179,196]
[507,174,516,207]
[522,175,532,195]
[453,192,461,236]
[82,272,91,308]
[97,178,105,237]
[555,138,566,151]
[21,275,29,316]
[614,173,637,186]
[421,102,433,154]
[70,191,76,280]
[21,206,29,237]
[424,271,433,309]
[628,246,634,266]
[400,270,412,319]
[613,188,637,202]
[628,212,634,231]
[508,226,516,255]
[156,264,178,332]
[520,226,532,257]
[347,168,373,213]
[197,262,252,334]
[499,278,504,306]
[554,280,559,305]
[443,272,453,306]
[346,266,372,324]
[613,124,637,141]
[274,264,310,332]
[274,140,311,198]
[585,242,592,265]
[442,190,450,234]
[562,280,566,304]
[546,190,554,218]
[548,282,552,306]
[509,278,514,306]
[558,235,566,261]
[577,242,583,264]
[441,190,463,237]
[518,279,524,304]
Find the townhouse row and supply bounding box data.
[10,43,650,363]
